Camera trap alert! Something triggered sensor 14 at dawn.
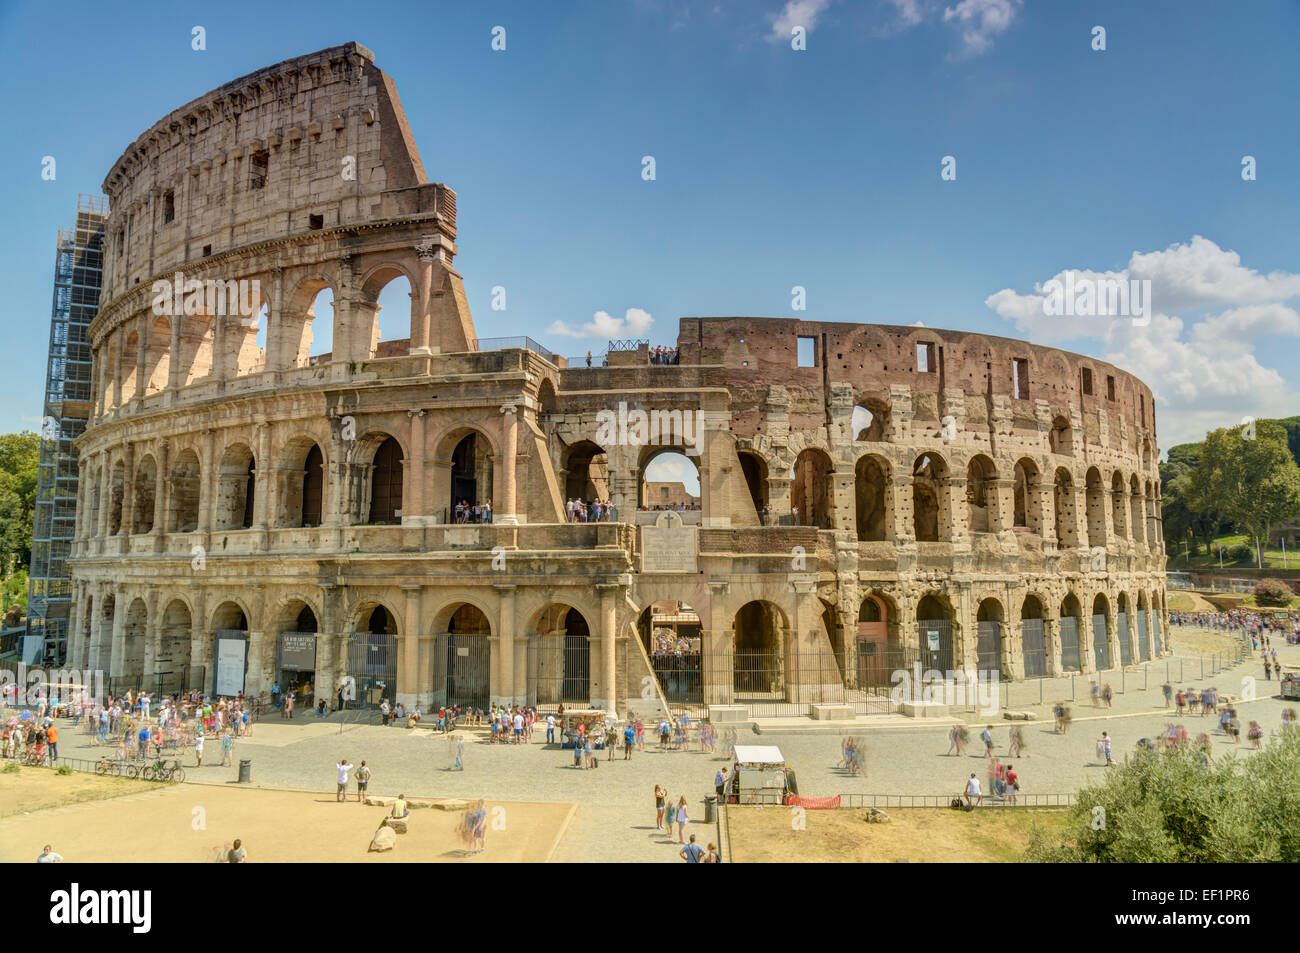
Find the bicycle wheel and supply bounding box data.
[123,763,140,779]
[109,762,121,777]
[142,764,159,782]
[170,767,186,783]
[95,761,109,776]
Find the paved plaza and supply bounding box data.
[31,627,1292,862]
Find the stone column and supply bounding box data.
[109,590,127,679]
[947,475,968,543]
[168,316,183,392]
[594,580,620,714]
[399,585,423,709]
[198,429,216,538]
[152,439,169,552]
[411,242,435,354]
[96,455,112,540]
[494,584,517,705]
[120,443,136,537]
[133,329,147,403]
[402,410,427,524]
[495,402,520,525]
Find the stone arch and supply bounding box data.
[536,378,558,417]
[524,601,592,705]
[431,425,498,520]
[1085,466,1106,548]
[1060,592,1084,672]
[737,449,769,521]
[1129,474,1146,547]
[855,453,891,541]
[271,596,322,706]
[283,274,337,368]
[214,441,256,530]
[122,330,140,399]
[132,454,158,534]
[966,454,997,534]
[156,598,193,693]
[357,432,405,524]
[359,262,418,358]
[121,597,148,683]
[791,447,833,528]
[911,452,949,542]
[1013,457,1042,533]
[179,310,215,386]
[1020,592,1047,677]
[107,460,125,535]
[563,439,608,502]
[144,316,171,394]
[975,596,1005,675]
[211,598,250,630]
[1049,414,1073,455]
[348,601,401,708]
[733,600,789,698]
[638,444,700,511]
[277,435,327,528]
[167,448,201,533]
[436,601,493,709]
[1053,466,1079,547]
[852,398,890,442]
[1110,471,1128,538]
[915,592,955,672]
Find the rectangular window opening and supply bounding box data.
[249,150,269,191]
[916,342,935,373]
[309,213,324,230]
[1106,375,1116,401]
[163,190,175,224]
[1081,367,1093,396]
[1013,358,1030,400]
[797,336,816,368]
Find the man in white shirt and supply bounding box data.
[336,759,352,802]
[546,714,556,744]
[963,773,982,807]
[513,711,525,744]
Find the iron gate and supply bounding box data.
[347,632,397,708]
[1021,619,1046,677]
[446,634,490,708]
[1117,612,1131,666]
[650,651,703,703]
[527,638,591,706]
[1137,612,1150,661]
[1152,611,1161,656]
[917,619,954,673]
[976,621,1002,675]
[1092,614,1110,670]
[1059,617,1081,672]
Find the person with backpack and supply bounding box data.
[623,723,635,760]
[680,834,705,863]
[1005,765,1019,805]
[355,761,371,803]
[981,725,994,758]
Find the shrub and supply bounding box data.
[1255,578,1294,607]
[1228,543,1256,563]
[55,764,73,776]
[1,763,18,774]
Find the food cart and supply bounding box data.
[1281,670,1300,701]
[730,745,794,805]
[560,708,611,749]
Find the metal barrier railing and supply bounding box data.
[836,792,1077,809]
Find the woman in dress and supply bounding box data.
[655,784,667,829]
[675,795,689,843]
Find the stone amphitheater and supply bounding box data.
[66,42,1167,719]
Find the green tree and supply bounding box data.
[0,432,40,582]
[1188,420,1300,567]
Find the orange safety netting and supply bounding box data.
[785,794,841,810]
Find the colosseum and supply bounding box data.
[66,42,1167,718]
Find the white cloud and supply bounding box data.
[941,0,1021,57]
[547,307,655,340]
[767,0,831,43]
[984,237,1300,448]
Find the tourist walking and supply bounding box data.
[1005,764,1019,805]
[715,766,728,801]
[194,728,204,767]
[981,725,994,758]
[1099,732,1113,766]
[1102,683,1113,708]
[1090,681,1101,707]
[226,838,247,863]
[624,722,635,760]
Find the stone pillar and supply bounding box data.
[109,590,127,679]
[495,402,520,525]
[411,244,434,354]
[168,316,183,392]
[494,584,517,705]
[766,476,791,525]
[1045,611,1062,676]
[947,475,968,543]
[152,439,169,551]
[133,330,147,403]
[120,443,136,537]
[264,267,286,373]
[198,429,216,538]
[111,329,124,409]
[402,410,427,524]
[96,455,112,540]
[594,580,620,714]
[399,585,423,709]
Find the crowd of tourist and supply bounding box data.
[1169,608,1300,642]
[565,498,618,522]
[453,499,493,524]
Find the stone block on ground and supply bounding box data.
[708,705,750,724]
[866,808,890,823]
[898,701,950,718]
[369,826,397,852]
[1002,710,1034,720]
[384,816,408,834]
[809,703,854,721]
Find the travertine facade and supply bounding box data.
[67,43,1166,716]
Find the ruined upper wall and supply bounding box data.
[98,42,448,304]
[677,317,1157,444]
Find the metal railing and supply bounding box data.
[472,336,555,359]
[837,792,1076,809]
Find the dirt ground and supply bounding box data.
[1165,591,1217,613]
[1168,626,1248,656]
[0,767,574,862]
[727,805,1068,863]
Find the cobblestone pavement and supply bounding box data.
[48,629,1297,862]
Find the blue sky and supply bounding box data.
[1,0,1298,452]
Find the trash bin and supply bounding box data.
[238,759,251,783]
[703,795,717,823]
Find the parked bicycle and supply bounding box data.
[94,756,122,777]
[140,757,186,783]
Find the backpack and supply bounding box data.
[950,798,963,810]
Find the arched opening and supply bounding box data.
[156,599,192,694]
[966,455,997,534]
[225,285,267,378]
[975,598,1004,675]
[563,440,608,503]
[1060,594,1082,672]
[1020,594,1046,677]
[167,449,201,533]
[733,600,786,699]
[527,604,591,705]
[1129,475,1146,548]
[444,603,492,709]
[132,455,157,534]
[180,312,214,386]
[1092,594,1111,670]
[121,598,147,685]
[122,331,139,399]
[852,400,889,441]
[916,594,954,672]
[856,594,892,688]
[1117,592,1132,665]
[1085,467,1106,549]
[1145,480,1159,551]
[791,448,833,528]
[1013,458,1041,533]
[215,443,255,530]
[449,432,493,520]
[1111,472,1128,538]
[738,450,769,523]
[1054,467,1078,547]
[912,453,947,542]
[1136,591,1150,661]
[855,455,889,541]
[144,316,171,394]
[638,447,701,514]
[89,466,102,536]
[364,269,414,357]
[279,438,325,528]
[368,436,404,524]
[1049,415,1073,455]
[348,605,398,708]
[638,601,702,704]
[211,601,249,698]
[106,461,125,535]
[536,379,558,417]
[276,601,320,709]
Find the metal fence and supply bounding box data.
[837,792,1077,809]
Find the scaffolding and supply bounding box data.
[27,194,107,665]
